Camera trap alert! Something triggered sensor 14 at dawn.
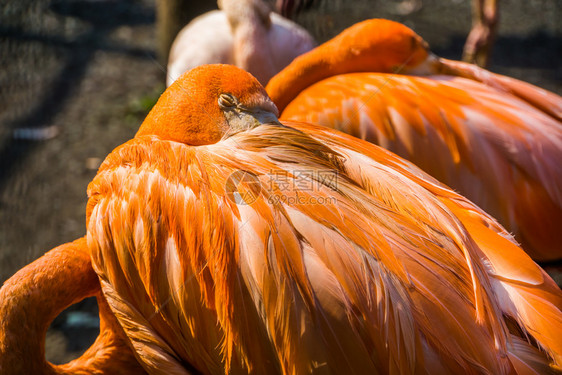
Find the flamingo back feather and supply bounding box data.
[86,65,562,374]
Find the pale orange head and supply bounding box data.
[137,64,279,145]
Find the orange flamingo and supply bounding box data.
[277,0,499,67]
[0,238,146,374]
[266,19,562,263]
[166,0,315,86]
[86,64,562,373]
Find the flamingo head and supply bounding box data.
[137,64,279,145]
[333,19,431,73]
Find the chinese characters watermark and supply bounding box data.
[225,169,338,206]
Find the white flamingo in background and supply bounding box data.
[166,0,316,86]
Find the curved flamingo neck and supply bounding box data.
[232,18,276,85]
[220,0,276,84]
[0,238,98,373]
[266,19,431,113]
[0,238,145,374]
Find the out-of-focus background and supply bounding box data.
[1,0,560,364]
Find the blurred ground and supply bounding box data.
[0,0,560,365]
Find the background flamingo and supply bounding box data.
[0,238,145,374]
[85,64,562,373]
[277,0,499,67]
[462,0,499,67]
[266,19,562,262]
[166,0,315,86]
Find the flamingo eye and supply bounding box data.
[218,93,237,109]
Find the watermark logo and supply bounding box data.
[264,170,339,192]
[267,194,337,206]
[225,170,261,205]
[225,169,339,206]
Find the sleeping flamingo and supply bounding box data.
[84,64,562,373]
[266,19,562,263]
[277,0,500,67]
[166,0,315,86]
[0,238,145,374]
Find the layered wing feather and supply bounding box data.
[88,123,562,374]
[281,73,562,261]
[438,58,562,122]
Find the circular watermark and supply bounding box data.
[225,170,261,205]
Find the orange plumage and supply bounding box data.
[0,238,145,374]
[85,64,562,374]
[266,19,562,262]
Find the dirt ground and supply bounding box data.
[1,0,560,365]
